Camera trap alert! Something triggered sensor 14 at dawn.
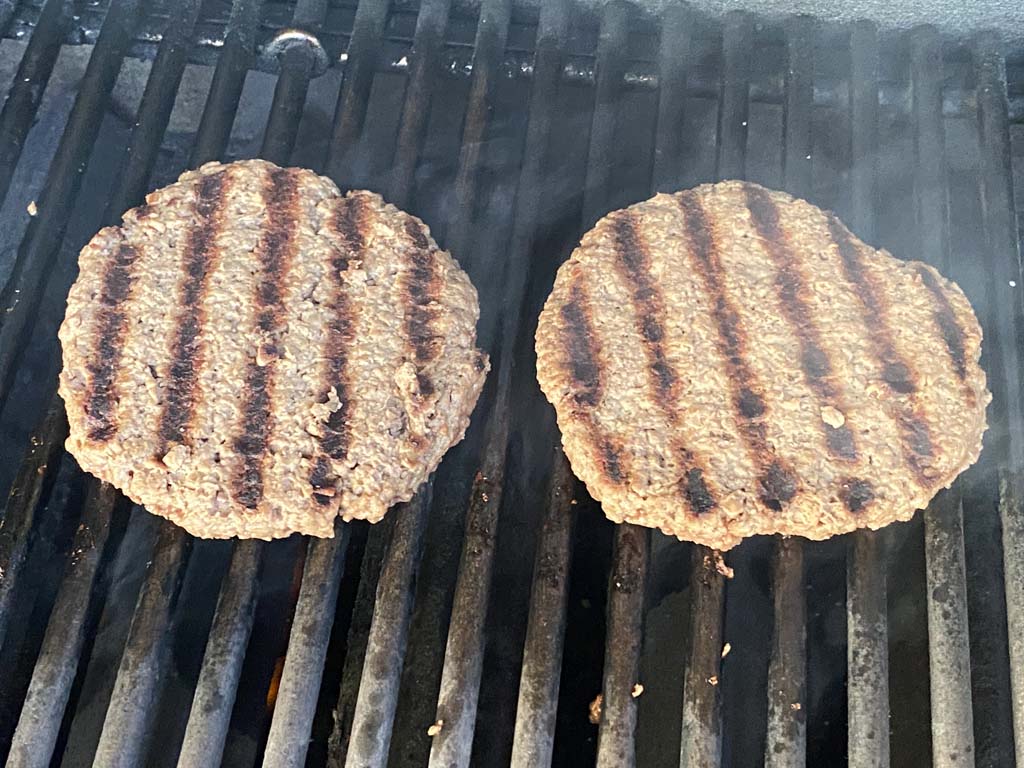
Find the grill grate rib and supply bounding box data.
[0,1,1021,765]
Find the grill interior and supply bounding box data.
[0,0,1022,765]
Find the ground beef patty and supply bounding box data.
[535,181,990,551]
[59,159,489,540]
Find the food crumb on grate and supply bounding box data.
[426,719,444,737]
[26,200,36,216]
[588,694,603,724]
[708,675,719,686]
[791,702,802,711]
[713,552,734,579]
[722,642,732,658]
[631,683,644,698]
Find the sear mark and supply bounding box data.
[828,215,938,484]
[233,168,301,509]
[678,191,797,511]
[559,278,627,485]
[157,170,228,454]
[840,478,875,513]
[611,212,717,515]
[916,265,970,388]
[746,185,855,463]
[85,242,141,442]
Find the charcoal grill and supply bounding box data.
[0,0,1021,765]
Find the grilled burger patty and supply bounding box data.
[59,159,488,540]
[536,181,990,550]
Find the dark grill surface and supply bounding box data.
[0,0,1022,766]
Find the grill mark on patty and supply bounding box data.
[310,195,367,504]
[84,241,141,441]
[828,215,935,483]
[676,192,797,511]
[233,168,301,509]
[156,170,228,455]
[916,264,974,404]
[560,279,627,485]
[840,477,875,513]
[745,186,859,463]
[402,218,441,398]
[611,212,716,515]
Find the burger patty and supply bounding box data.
[535,181,990,551]
[59,159,489,540]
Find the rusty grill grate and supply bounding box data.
[0,0,1021,766]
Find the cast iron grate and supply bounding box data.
[0,0,1020,765]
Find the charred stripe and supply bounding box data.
[916,264,972,398]
[560,279,628,485]
[677,192,798,511]
[402,218,441,398]
[310,195,367,504]
[612,212,717,515]
[840,478,875,513]
[85,242,141,441]
[156,171,227,454]
[745,186,858,463]
[233,168,301,509]
[828,215,935,483]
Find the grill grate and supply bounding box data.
[0,0,1021,765]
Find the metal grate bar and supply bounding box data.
[261,522,352,767]
[583,3,647,763]
[176,539,264,767]
[847,531,889,768]
[680,547,725,768]
[341,493,430,767]
[848,21,878,245]
[764,16,812,768]
[170,5,293,761]
[679,17,750,767]
[651,4,690,194]
[844,21,890,768]
[579,0,628,230]
[504,1,575,762]
[92,522,193,767]
[0,0,143,409]
[910,25,976,768]
[510,450,575,768]
[715,11,751,182]
[439,0,512,257]
[261,0,330,164]
[765,538,806,767]
[326,0,390,186]
[0,0,71,208]
[105,0,205,217]
[190,0,263,166]
[386,0,452,208]
[596,525,649,768]
[6,482,123,768]
[259,1,405,762]
[261,42,318,163]
[0,402,66,652]
[972,32,1024,767]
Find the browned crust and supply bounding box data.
[84,241,140,442]
[233,167,302,509]
[156,169,229,454]
[611,212,716,515]
[677,191,798,511]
